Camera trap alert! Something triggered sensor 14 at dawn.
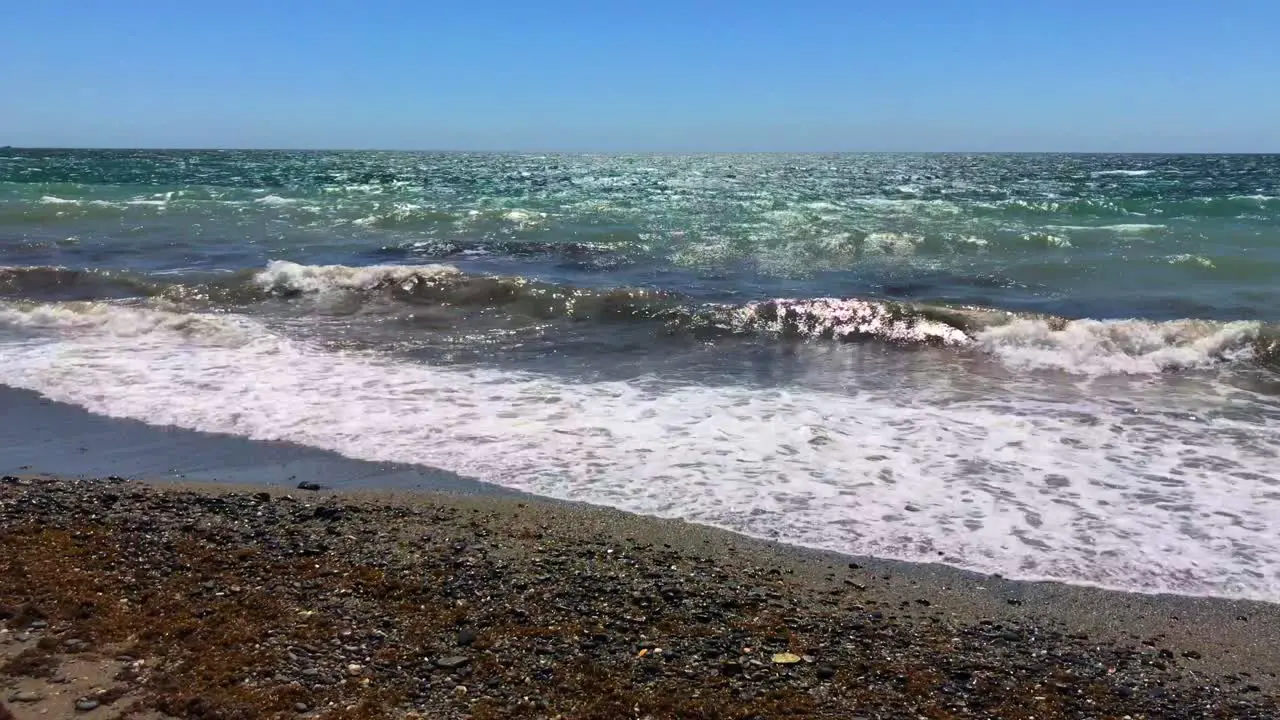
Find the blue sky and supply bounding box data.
[3,1,1278,151]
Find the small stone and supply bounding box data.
[296,481,321,491]
[720,660,743,676]
[346,663,363,676]
[76,698,101,712]
[10,691,44,703]
[254,492,272,502]
[771,652,802,664]
[435,656,470,670]
[457,628,478,646]
[904,504,920,512]
[816,665,836,680]
[295,702,310,713]
[29,620,48,630]
[1182,650,1203,660]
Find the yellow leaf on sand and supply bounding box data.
[772,652,802,664]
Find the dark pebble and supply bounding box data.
[816,665,836,680]
[75,699,100,712]
[296,481,322,491]
[435,656,470,670]
[1183,650,1203,660]
[457,628,478,646]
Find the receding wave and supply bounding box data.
[2,262,1277,375]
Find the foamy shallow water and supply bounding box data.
[2,300,1278,602]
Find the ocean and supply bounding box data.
[1,149,1278,601]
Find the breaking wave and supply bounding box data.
[2,262,1277,376]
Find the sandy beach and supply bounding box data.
[2,473,1277,719]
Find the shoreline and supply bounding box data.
[2,386,1273,609]
[2,474,1278,719]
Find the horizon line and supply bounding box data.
[4,145,1280,156]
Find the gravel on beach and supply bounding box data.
[2,474,1277,719]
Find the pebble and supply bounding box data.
[10,691,44,703]
[296,481,322,491]
[2,474,1276,720]
[75,698,101,712]
[435,656,470,670]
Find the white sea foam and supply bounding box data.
[976,318,1261,375]
[1046,224,1167,233]
[1,300,1278,601]
[1167,254,1216,269]
[1021,232,1073,248]
[734,298,972,346]
[1092,169,1154,177]
[849,198,961,215]
[255,194,300,206]
[252,260,461,294]
[39,196,79,205]
[502,209,549,227]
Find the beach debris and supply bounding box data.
[296,481,322,491]
[772,652,802,664]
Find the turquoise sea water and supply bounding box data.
[2,150,1278,600]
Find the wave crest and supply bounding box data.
[3,262,1278,376]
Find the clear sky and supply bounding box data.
[3,1,1278,152]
